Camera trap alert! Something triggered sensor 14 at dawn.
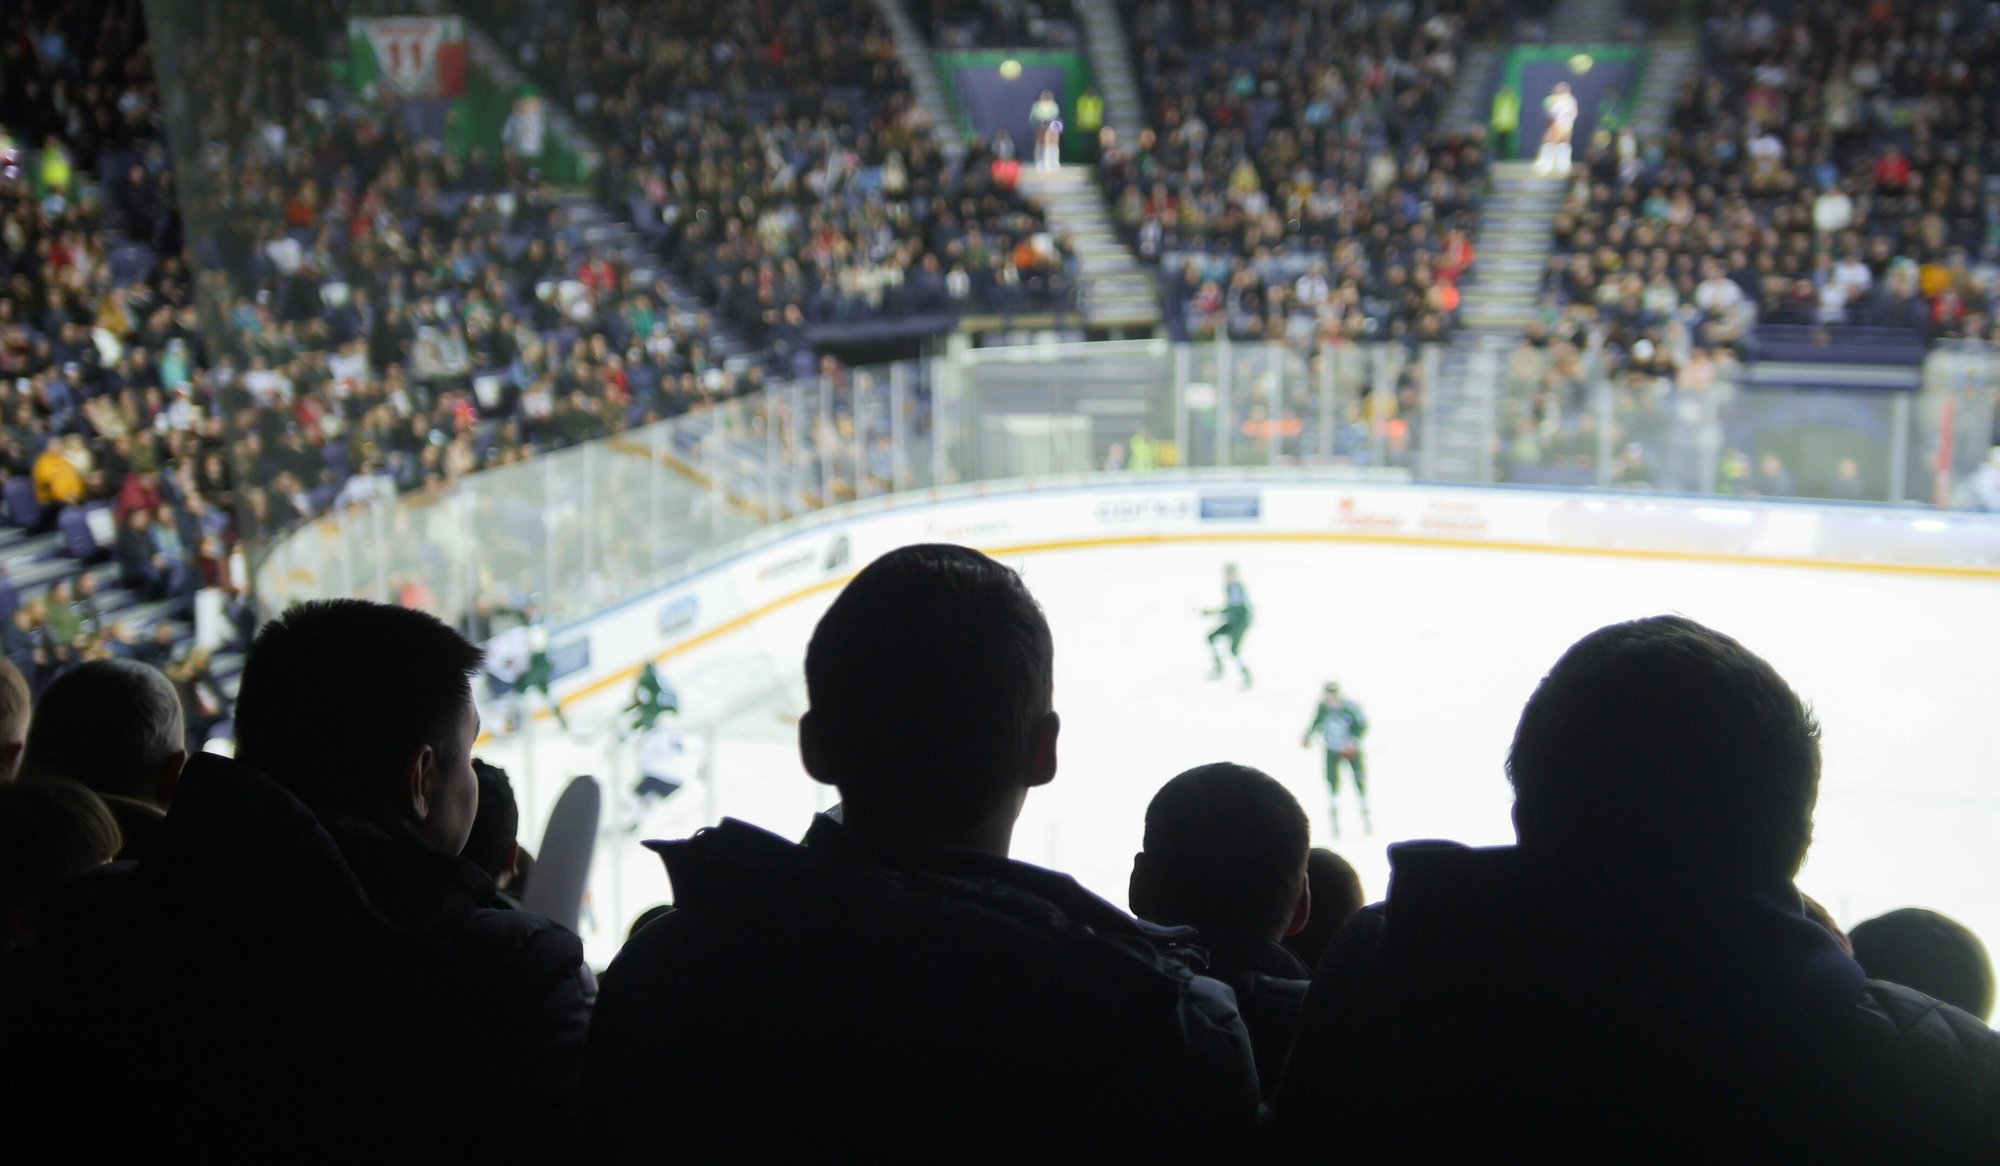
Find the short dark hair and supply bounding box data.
[235,600,484,811]
[1507,616,1820,885]
[1141,763,1310,940]
[803,544,1053,834]
[1285,848,1364,970]
[462,760,520,881]
[23,660,185,801]
[1849,908,1994,1021]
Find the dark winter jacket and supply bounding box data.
[1196,933,1310,1096]
[16,753,591,1163]
[1265,842,2000,1163]
[584,814,1261,1163]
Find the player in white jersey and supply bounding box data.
[617,722,706,834]
[1538,82,1579,175]
[485,623,532,733]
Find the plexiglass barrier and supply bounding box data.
[255,337,2000,634]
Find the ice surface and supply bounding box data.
[476,538,2000,972]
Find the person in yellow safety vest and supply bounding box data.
[1077,87,1104,136]
[1489,84,1521,159]
[38,136,73,197]
[1129,426,1158,471]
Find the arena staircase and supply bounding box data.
[1549,0,1628,41]
[1626,38,1700,140]
[1073,0,1147,150]
[1438,42,1506,134]
[1427,161,1567,482]
[460,24,758,367]
[874,0,971,158]
[1015,165,1160,331]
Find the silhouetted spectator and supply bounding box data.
[1850,909,1995,1023]
[1283,848,1364,971]
[0,778,120,946]
[1130,761,1312,1095]
[625,903,673,942]
[464,759,524,903]
[164,645,227,751]
[0,777,119,1039]
[1268,616,2000,1161]
[22,600,590,1160]
[585,545,1259,1161]
[19,659,185,858]
[0,658,29,780]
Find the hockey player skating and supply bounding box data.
[519,604,570,731]
[624,662,679,735]
[617,720,706,834]
[486,606,568,733]
[484,622,532,734]
[1204,564,1253,689]
[1301,681,1369,836]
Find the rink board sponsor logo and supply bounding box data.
[547,638,592,683]
[757,548,818,582]
[1199,494,1262,521]
[822,534,851,573]
[1332,494,1410,531]
[922,515,1013,542]
[657,595,699,637]
[1095,495,1195,524]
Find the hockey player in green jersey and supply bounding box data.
[1301,681,1369,835]
[1205,564,1253,689]
[624,662,679,735]
[519,604,570,731]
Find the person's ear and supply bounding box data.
[798,710,837,787]
[1025,711,1059,789]
[1128,851,1157,921]
[405,743,439,823]
[1284,875,1312,938]
[156,750,188,806]
[0,738,22,780]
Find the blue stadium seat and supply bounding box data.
[5,477,47,531]
[57,504,107,562]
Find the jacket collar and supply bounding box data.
[146,753,497,934]
[647,814,1201,953]
[1382,840,1868,1022]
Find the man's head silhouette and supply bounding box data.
[1507,615,1820,888]
[235,599,486,855]
[800,544,1057,855]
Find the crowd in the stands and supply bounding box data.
[2,557,1995,1160]
[1514,0,2000,487]
[485,0,1073,348]
[917,0,1083,48]
[1103,0,1508,349]
[0,0,258,702]
[4,0,833,665]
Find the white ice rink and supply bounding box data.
[477,536,2000,971]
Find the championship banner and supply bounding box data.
[349,16,468,99]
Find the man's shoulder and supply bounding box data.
[1849,979,2000,1076]
[622,820,1205,1006]
[455,901,585,966]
